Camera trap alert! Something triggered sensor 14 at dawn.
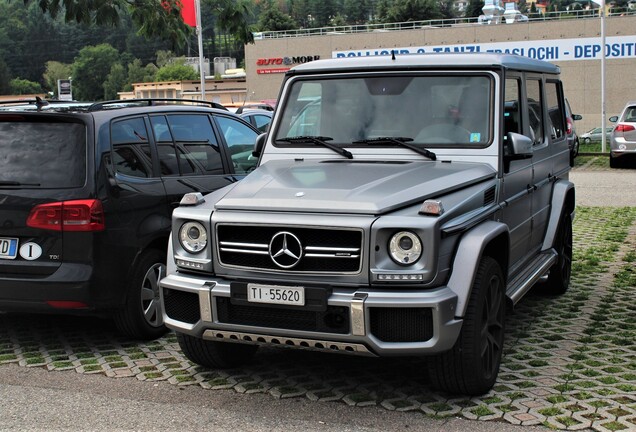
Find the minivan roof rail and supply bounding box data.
[87,98,228,112]
[0,96,49,111]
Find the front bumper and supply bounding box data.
[160,272,463,357]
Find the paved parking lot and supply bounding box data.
[1,163,635,432]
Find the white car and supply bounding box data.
[609,101,636,168]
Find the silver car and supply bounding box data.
[580,127,612,144]
[609,101,636,168]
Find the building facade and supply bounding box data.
[245,14,636,132]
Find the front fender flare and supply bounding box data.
[446,220,509,317]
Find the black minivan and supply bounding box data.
[0,99,260,339]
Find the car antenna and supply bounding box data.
[35,96,49,112]
[391,50,396,61]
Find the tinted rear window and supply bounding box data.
[0,120,86,188]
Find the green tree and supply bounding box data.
[464,0,485,17]
[439,0,458,18]
[257,0,297,31]
[9,77,43,94]
[155,62,198,81]
[383,0,442,22]
[344,0,370,24]
[126,59,157,89]
[0,58,12,95]
[43,61,72,96]
[71,43,121,101]
[103,63,127,100]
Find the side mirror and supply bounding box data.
[609,116,618,123]
[505,132,533,160]
[572,114,582,121]
[252,133,267,157]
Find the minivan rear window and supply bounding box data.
[0,121,86,188]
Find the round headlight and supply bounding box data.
[388,231,422,265]
[179,221,208,253]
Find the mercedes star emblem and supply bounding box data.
[269,231,303,269]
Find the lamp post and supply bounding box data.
[599,0,607,153]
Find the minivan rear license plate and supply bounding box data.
[0,238,18,260]
[247,283,305,306]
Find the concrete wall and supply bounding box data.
[245,15,636,133]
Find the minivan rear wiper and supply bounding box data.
[0,181,41,187]
[276,136,353,159]
[353,137,437,161]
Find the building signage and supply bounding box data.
[57,79,72,101]
[256,55,320,66]
[257,68,290,74]
[332,35,636,62]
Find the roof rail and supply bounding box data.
[87,98,228,112]
[0,96,49,111]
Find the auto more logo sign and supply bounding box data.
[332,35,636,62]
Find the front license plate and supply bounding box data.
[247,283,305,306]
[0,237,18,260]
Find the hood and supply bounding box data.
[215,159,496,215]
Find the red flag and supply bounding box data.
[180,0,196,27]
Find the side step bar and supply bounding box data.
[506,249,558,305]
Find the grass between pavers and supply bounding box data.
[0,206,635,431]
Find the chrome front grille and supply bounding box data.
[217,224,363,273]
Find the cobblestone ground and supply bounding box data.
[1,207,635,432]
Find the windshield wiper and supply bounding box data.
[0,181,41,187]
[276,136,353,159]
[353,137,437,161]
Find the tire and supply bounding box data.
[583,137,591,145]
[573,138,580,157]
[429,256,505,395]
[177,332,258,368]
[114,249,168,340]
[609,154,621,168]
[545,212,573,295]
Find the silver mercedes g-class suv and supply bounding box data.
[159,53,575,395]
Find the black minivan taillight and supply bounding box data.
[26,199,105,232]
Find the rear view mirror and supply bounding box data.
[505,132,533,160]
[572,114,582,121]
[609,116,618,123]
[252,133,267,157]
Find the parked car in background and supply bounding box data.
[227,102,275,114]
[564,98,582,165]
[580,127,613,144]
[240,108,273,132]
[609,101,636,168]
[0,98,260,340]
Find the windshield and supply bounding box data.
[274,74,492,148]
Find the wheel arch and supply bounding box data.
[446,220,509,318]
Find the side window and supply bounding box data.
[151,114,223,176]
[526,79,544,146]
[504,78,521,143]
[110,118,152,178]
[253,115,271,132]
[215,116,259,174]
[546,81,565,141]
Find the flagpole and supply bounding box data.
[195,0,205,100]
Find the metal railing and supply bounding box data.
[253,8,636,40]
